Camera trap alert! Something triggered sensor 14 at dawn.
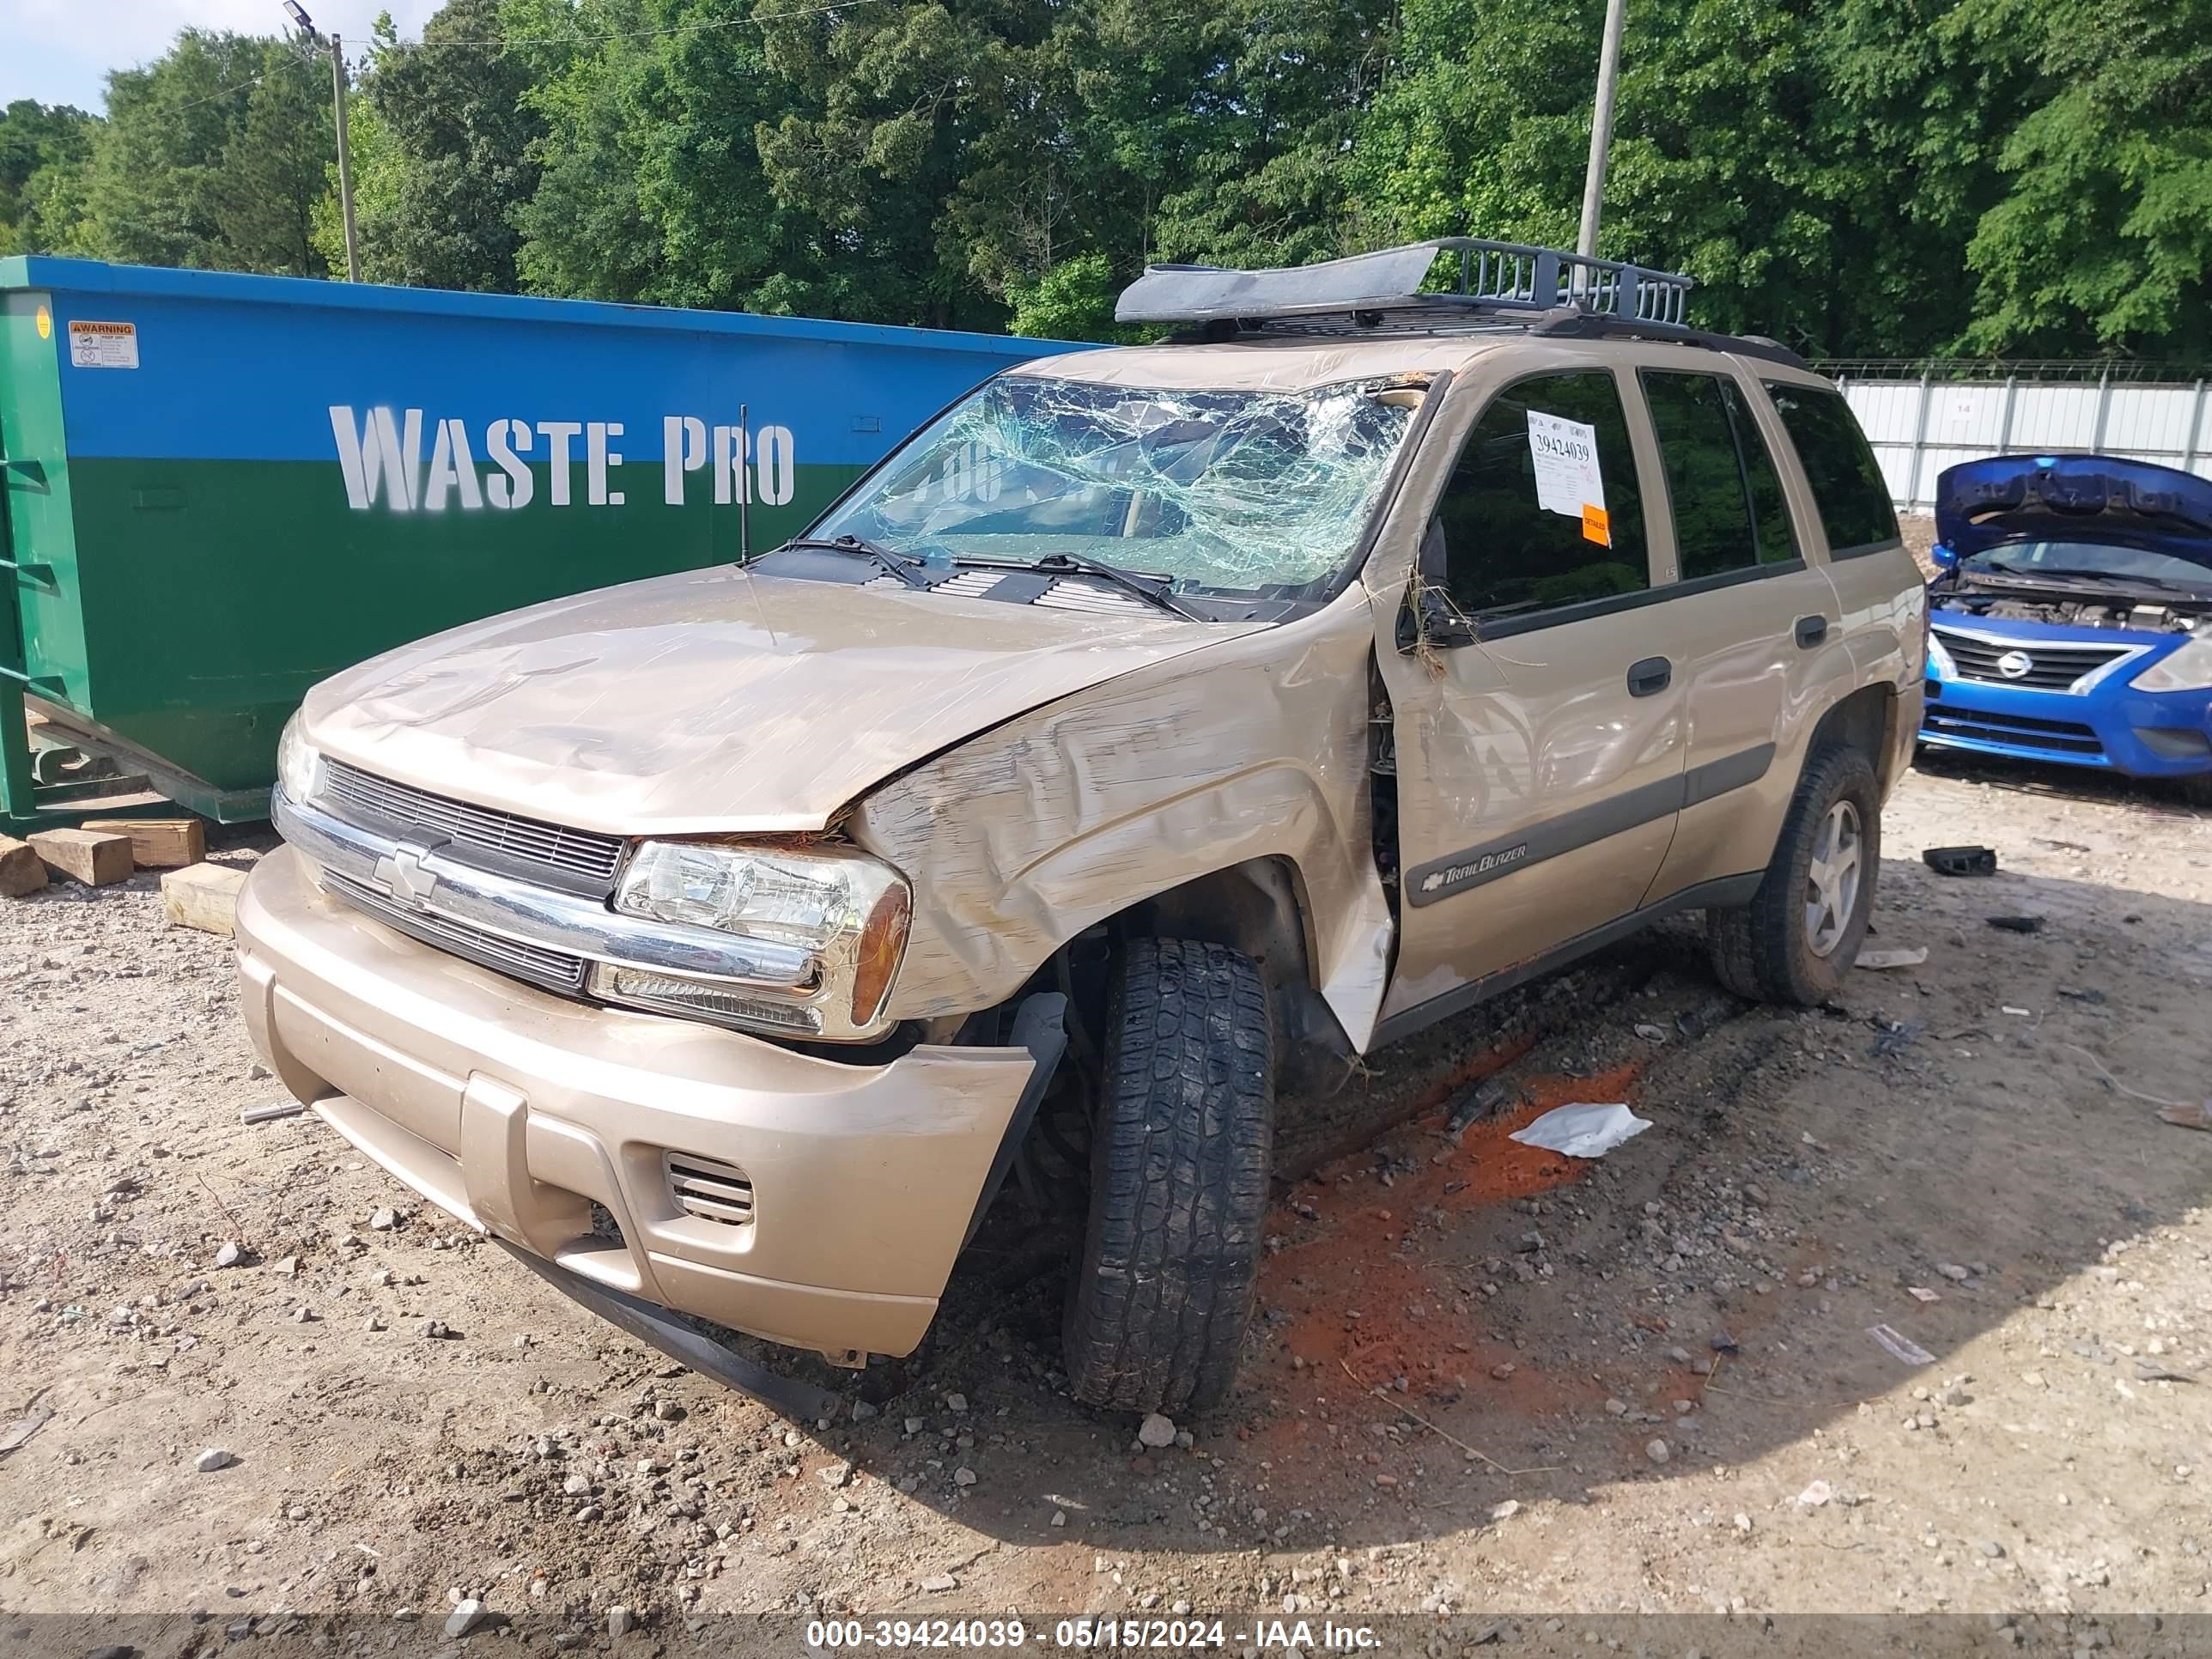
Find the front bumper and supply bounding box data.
[234,843,1037,1364]
[1920,676,2212,778]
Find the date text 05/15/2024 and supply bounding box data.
[803,1619,1382,1650]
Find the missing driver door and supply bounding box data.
[1375,365,1686,1031]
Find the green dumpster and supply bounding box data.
[0,258,1066,828]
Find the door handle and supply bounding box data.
[1626,656,1672,697]
[1794,614,1829,648]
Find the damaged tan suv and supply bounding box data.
[235,240,1925,1418]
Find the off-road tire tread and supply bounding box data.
[1063,938,1273,1415]
[1707,743,1881,1006]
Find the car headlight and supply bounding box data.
[2133,634,2212,693]
[1924,630,1955,680]
[276,714,325,805]
[592,840,912,1040]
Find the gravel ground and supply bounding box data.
[2,750,2209,1657]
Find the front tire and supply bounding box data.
[1707,744,1881,1006]
[1062,937,1273,1415]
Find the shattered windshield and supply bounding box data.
[809,374,1424,594]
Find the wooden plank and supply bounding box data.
[79,817,206,869]
[161,862,248,936]
[0,836,47,898]
[27,828,134,886]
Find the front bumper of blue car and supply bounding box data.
[1919,619,2212,778]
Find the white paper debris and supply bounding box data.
[1509,1103,1651,1159]
[1866,1323,1936,1366]
[1855,946,1928,970]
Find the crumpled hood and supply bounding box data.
[301,565,1256,836]
[1936,453,2212,568]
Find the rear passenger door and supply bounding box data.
[1633,365,1855,902]
[1376,366,1687,1033]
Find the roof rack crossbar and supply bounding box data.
[1115,238,1693,328]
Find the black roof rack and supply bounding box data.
[1115,238,1808,372]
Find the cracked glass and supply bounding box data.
[811,374,1425,595]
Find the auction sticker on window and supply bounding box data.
[68,320,138,369]
[1526,410,1605,539]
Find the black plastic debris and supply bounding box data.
[1711,1330,1741,1355]
[1924,844,1997,877]
[1986,915,2045,933]
[1445,1076,1510,1138]
[1871,1019,1922,1060]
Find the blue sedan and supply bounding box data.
[1920,453,2212,805]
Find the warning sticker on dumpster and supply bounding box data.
[1526,410,1604,525]
[68,320,138,369]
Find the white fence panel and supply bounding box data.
[1824,366,2212,508]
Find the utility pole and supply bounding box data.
[1576,0,1627,258]
[329,34,360,282]
[283,2,360,282]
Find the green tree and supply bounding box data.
[1355,0,2014,358]
[1955,0,2212,356]
[79,30,335,276]
[348,0,545,290]
[0,100,98,255]
[211,49,333,275]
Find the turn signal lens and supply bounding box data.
[849,881,913,1028]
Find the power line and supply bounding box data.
[161,68,272,115]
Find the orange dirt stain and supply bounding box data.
[1257,1063,1644,1408]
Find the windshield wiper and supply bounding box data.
[996,551,1206,622]
[780,535,933,590]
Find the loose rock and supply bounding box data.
[444,1600,489,1638]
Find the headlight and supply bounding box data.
[276,714,325,805]
[2133,635,2212,693]
[592,840,912,1040]
[1924,630,1955,680]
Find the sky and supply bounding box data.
[2,0,446,111]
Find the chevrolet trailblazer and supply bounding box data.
[235,240,1925,1417]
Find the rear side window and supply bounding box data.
[1764,382,1900,555]
[1430,370,1650,623]
[1640,371,1802,580]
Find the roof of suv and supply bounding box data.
[1009,238,1810,393]
[1010,334,1501,393]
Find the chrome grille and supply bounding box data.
[324,871,590,995]
[321,760,624,889]
[1934,629,2130,692]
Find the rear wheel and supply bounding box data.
[1061,937,1273,1415]
[1708,743,1881,1006]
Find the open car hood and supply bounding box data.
[1936,454,2212,568]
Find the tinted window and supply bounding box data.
[1641,371,1801,579]
[1764,382,1899,553]
[1431,371,1649,621]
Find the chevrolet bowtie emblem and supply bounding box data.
[374,842,441,907]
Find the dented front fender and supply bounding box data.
[854,591,1397,1051]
